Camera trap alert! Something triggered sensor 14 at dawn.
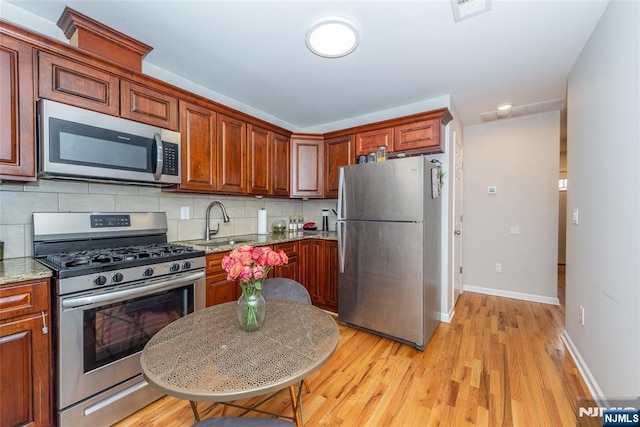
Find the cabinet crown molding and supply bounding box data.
[57,6,153,72]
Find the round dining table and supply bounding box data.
[140,299,339,426]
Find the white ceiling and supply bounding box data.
[2,0,609,132]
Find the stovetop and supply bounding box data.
[36,243,204,278]
[41,243,199,268]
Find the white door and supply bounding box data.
[453,132,464,301]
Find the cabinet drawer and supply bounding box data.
[206,252,229,279]
[38,51,119,115]
[274,241,299,257]
[0,279,49,322]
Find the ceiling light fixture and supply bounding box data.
[306,17,359,58]
[497,103,513,111]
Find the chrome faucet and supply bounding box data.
[205,201,230,240]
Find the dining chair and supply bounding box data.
[261,277,312,393]
[261,277,312,305]
[193,417,293,426]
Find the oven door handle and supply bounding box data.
[61,271,205,309]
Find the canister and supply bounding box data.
[376,145,388,162]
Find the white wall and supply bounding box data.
[564,0,640,401]
[462,112,560,304]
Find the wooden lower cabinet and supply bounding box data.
[299,239,338,311]
[205,252,239,306]
[0,279,52,427]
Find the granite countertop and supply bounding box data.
[0,257,53,286]
[0,232,337,284]
[180,231,338,254]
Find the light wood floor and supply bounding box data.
[116,270,593,426]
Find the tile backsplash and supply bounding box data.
[0,179,337,259]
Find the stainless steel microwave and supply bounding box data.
[38,99,181,186]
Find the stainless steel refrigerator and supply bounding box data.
[337,156,441,350]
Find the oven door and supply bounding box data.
[56,270,205,412]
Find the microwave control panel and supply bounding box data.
[163,142,179,176]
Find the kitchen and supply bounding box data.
[1,0,639,426]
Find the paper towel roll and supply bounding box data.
[257,208,268,234]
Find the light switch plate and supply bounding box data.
[510,226,520,235]
[180,206,190,220]
[572,209,579,225]
[488,186,497,194]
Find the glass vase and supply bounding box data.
[236,282,266,332]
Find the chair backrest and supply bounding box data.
[262,278,311,305]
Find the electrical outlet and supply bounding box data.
[579,305,585,325]
[495,263,502,273]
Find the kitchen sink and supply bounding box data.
[197,238,251,247]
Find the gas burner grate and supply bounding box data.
[44,243,196,270]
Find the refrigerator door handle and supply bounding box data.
[337,168,345,220]
[338,221,346,273]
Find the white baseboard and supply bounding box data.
[463,284,560,306]
[439,306,455,323]
[561,330,607,405]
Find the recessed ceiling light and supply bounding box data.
[497,103,513,111]
[306,17,359,58]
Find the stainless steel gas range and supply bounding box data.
[33,212,206,427]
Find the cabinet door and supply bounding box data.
[120,80,179,130]
[0,279,52,427]
[247,124,271,195]
[394,118,442,153]
[271,132,290,196]
[324,135,354,198]
[179,101,217,191]
[299,239,324,305]
[323,240,339,310]
[291,135,324,198]
[206,252,238,306]
[0,316,52,427]
[355,127,393,157]
[0,35,36,181]
[38,51,119,116]
[217,113,247,194]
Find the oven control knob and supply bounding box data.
[182,261,192,270]
[142,267,154,277]
[111,272,124,283]
[94,275,107,286]
[170,263,180,272]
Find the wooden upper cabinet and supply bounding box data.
[0,35,36,181]
[120,80,179,131]
[325,134,354,198]
[291,135,324,198]
[217,113,247,194]
[38,51,119,115]
[271,132,290,196]
[355,127,393,157]
[178,101,217,192]
[247,123,271,195]
[394,118,441,153]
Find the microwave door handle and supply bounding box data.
[153,133,163,181]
